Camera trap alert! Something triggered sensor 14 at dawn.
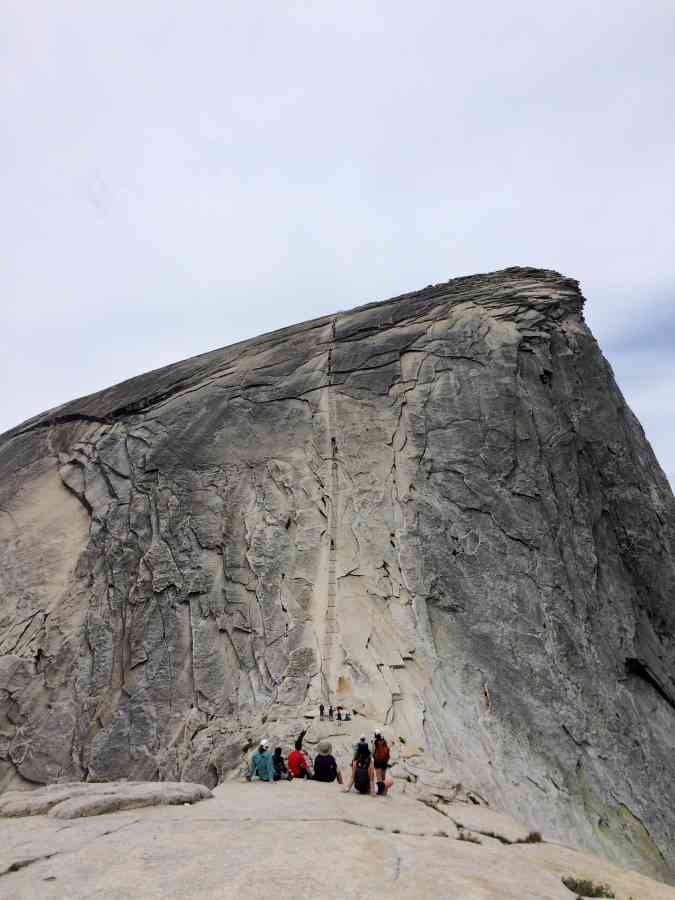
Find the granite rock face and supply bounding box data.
[0,781,212,819]
[1,268,673,879]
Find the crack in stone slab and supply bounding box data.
[0,852,58,878]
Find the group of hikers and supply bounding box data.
[247,727,393,796]
[318,703,351,724]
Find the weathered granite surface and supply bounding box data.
[0,780,212,818]
[2,780,674,899]
[1,267,673,880]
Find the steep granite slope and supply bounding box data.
[1,268,673,880]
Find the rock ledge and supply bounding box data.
[0,781,212,819]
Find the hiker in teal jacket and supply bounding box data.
[247,738,275,782]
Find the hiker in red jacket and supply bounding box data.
[288,732,312,779]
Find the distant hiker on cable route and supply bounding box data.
[319,702,325,721]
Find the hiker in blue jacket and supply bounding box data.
[246,738,275,782]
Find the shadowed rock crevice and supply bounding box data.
[625,657,675,712]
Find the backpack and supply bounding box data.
[354,758,370,794]
[373,739,390,768]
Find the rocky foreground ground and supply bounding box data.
[1,778,674,900]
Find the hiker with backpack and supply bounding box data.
[372,729,391,795]
[343,738,375,795]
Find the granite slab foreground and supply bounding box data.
[1,780,674,900]
[0,781,212,819]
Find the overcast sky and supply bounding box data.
[2,1,673,484]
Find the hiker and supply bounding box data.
[313,741,343,784]
[336,707,342,726]
[344,710,351,722]
[328,705,334,721]
[288,735,312,779]
[372,729,391,795]
[273,746,289,781]
[246,738,275,782]
[319,702,325,721]
[343,739,374,795]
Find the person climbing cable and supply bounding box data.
[319,702,325,721]
[372,729,391,795]
[246,739,275,783]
